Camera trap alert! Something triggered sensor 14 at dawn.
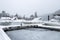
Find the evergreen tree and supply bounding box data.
[1,11,10,17]
[35,12,38,18]
[30,14,34,19]
[15,14,18,17]
[23,15,25,19]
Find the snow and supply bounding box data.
[0,17,11,20]
[54,16,60,19]
[0,28,11,40]
[0,17,60,40]
[12,19,26,22]
[32,17,42,22]
[49,19,59,22]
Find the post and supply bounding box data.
[48,15,50,21]
[21,22,22,27]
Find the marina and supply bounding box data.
[0,21,60,40]
[0,0,60,40]
[0,10,60,40]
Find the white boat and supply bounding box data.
[22,17,43,24]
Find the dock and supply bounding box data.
[0,28,11,40]
[0,23,60,40]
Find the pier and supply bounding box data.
[0,23,60,40]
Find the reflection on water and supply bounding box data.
[6,28,60,40]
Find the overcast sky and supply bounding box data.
[0,0,60,16]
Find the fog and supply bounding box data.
[0,0,60,16]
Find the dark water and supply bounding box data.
[6,28,60,40]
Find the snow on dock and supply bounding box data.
[0,28,11,40]
[0,25,21,40]
[0,21,60,40]
[0,24,59,40]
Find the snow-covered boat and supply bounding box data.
[43,15,60,26]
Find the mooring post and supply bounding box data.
[21,22,22,27]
